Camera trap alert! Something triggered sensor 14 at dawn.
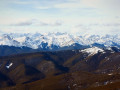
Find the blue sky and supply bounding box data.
[0,0,120,35]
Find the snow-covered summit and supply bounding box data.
[81,47,105,56]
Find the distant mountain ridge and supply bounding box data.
[0,33,120,50]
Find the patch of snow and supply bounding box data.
[6,63,13,69]
[104,81,109,85]
[107,58,110,60]
[107,47,113,51]
[14,36,26,43]
[108,73,113,75]
[81,47,104,56]
[73,84,77,87]
[110,82,113,83]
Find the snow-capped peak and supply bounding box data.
[14,36,26,43]
[0,33,120,49]
[81,47,105,56]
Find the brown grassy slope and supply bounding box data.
[0,50,120,89]
[84,82,120,90]
[1,74,68,90]
[1,71,120,90]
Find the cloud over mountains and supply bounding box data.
[0,0,120,34]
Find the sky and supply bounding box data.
[0,0,120,35]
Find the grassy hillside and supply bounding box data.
[0,49,120,89]
[1,71,120,90]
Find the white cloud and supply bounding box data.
[80,0,120,15]
[0,0,120,35]
[9,19,63,26]
[71,21,120,35]
[52,0,120,16]
[11,21,33,26]
[12,0,39,5]
[54,2,80,9]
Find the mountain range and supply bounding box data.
[0,33,120,50]
[0,32,120,90]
